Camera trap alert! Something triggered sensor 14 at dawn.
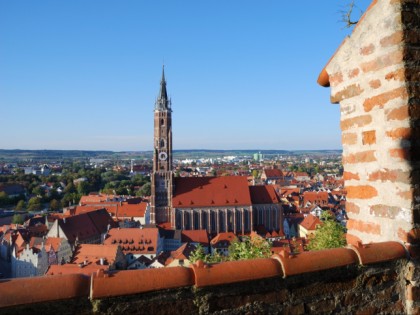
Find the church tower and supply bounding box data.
[150,66,174,225]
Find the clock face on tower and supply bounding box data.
[158,151,168,161]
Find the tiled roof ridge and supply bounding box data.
[0,240,408,308]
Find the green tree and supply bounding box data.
[189,244,207,263]
[307,212,346,251]
[12,214,24,225]
[64,182,76,194]
[15,200,25,211]
[27,197,42,211]
[137,182,151,197]
[0,191,9,206]
[50,199,60,211]
[77,181,90,195]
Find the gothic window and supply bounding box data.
[160,139,165,148]
[161,119,164,126]
[193,211,199,230]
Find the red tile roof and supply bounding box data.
[249,185,280,204]
[263,169,284,178]
[104,227,159,255]
[72,244,120,266]
[181,230,209,246]
[303,191,329,205]
[173,176,252,208]
[300,214,322,231]
[210,232,238,248]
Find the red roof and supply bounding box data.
[300,214,322,231]
[210,232,238,247]
[249,185,280,204]
[104,227,159,255]
[181,230,209,246]
[72,244,120,266]
[173,176,251,208]
[303,191,329,205]
[263,169,284,178]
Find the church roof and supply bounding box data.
[249,185,280,204]
[173,176,252,208]
[155,65,171,111]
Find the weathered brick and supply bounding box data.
[362,130,376,145]
[331,84,364,103]
[347,219,381,235]
[340,115,372,131]
[385,68,405,81]
[363,87,408,112]
[360,50,404,73]
[397,189,413,200]
[342,132,358,145]
[370,204,402,219]
[368,169,410,184]
[380,31,404,47]
[343,171,360,181]
[360,43,375,55]
[369,79,381,89]
[386,127,411,140]
[346,185,378,199]
[343,150,376,164]
[386,105,409,121]
[346,201,360,214]
[329,72,343,86]
[389,148,411,160]
[348,68,360,78]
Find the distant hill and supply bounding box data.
[0,149,342,161]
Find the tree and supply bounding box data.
[306,212,346,251]
[12,214,24,225]
[77,181,90,195]
[0,191,9,206]
[50,199,60,211]
[15,200,25,211]
[340,0,363,29]
[27,197,42,211]
[138,182,151,197]
[189,244,207,263]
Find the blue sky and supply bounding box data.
[0,0,372,151]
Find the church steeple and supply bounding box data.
[155,66,171,111]
[151,66,174,226]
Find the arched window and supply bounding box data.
[160,139,165,148]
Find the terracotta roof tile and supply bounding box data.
[104,227,159,255]
[249,185,280,204]
[173,176,251,208]
[300,214,322,231]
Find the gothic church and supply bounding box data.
[150,67,282,235]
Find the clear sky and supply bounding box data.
[0,0,372,151]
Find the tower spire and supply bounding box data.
[155,65,171,111]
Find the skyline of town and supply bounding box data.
[1,1,372,151]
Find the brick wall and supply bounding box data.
[0,243,412,314]
[320,0,420,246]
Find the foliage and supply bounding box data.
[228,236,272,261]
[0,191,9,206]
[306,212,346,251]
[189,244,207,263]
[189,236,272,264]
[12,214,24,225]
[15,200,25,211]
[50,199,60,211]
[27,197,42,211]
[137,182,151,197]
